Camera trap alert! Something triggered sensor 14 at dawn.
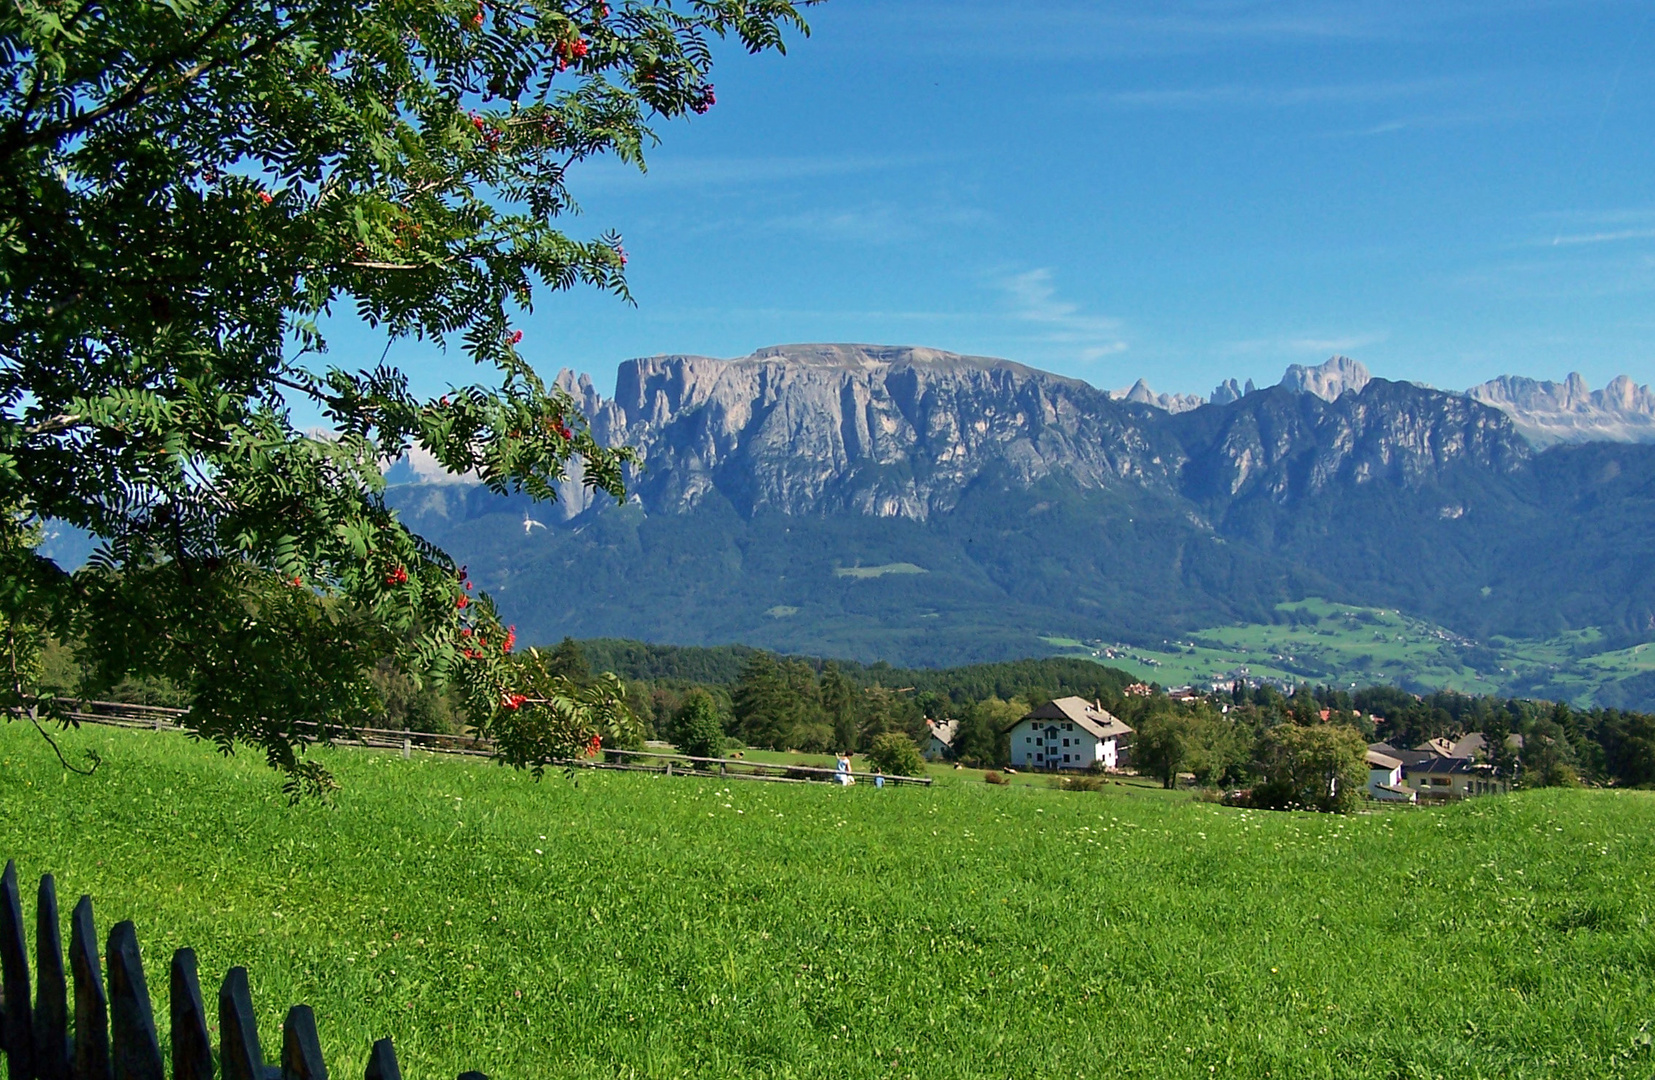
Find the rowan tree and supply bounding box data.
[0,0,813,794]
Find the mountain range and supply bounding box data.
[387,345,1655,707]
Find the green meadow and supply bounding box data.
[1046,597,1655,705]
[3,722,1654,1079]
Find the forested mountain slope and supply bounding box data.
[388,345,1655,696]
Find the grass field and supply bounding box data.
[1045,597,1655,705]
[4,723,1655,1079]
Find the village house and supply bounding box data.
[1410,756,1508,799]
[1007,697,1132,771]
[1370,740,1510,799]
[1365,749,1417,803]
[922,718,960,762]
[1369,741,1438,771]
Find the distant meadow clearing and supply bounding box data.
[1,723,1652,1079]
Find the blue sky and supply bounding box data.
[322,0,1655,402]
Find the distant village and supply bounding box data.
[922,685,1515,804]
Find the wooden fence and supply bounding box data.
[46,701,932,787]
[0,860,484,1080]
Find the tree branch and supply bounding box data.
[3,0,308,156]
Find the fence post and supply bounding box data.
[280,1005,327,1080]
[364,1039,402,1080]
[106,921,163,1080]
[1,860,34,1080]
[218,967,265,1080]
[33,875,70,1080]
[69,896,111,1080]
[168,950,212,1080]
[402,739,411,760]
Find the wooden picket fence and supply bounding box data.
[0,861,486,1080]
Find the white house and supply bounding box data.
[1365,749,1417,803]
[1008,697,1132,771]
[923,718,960,762]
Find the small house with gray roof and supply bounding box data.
[923,718,961,761]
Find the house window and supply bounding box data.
[1064,754,1071,762]
[1025,737,1032,744]
[1063,738,1070,747]
[1036,753,1043,761]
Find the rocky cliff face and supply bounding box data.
[1466,373,1655,446]
[1174,379,1530,506]
[1279,356,1372,401]
[529,344,1530,523]
[384,343,1655,677]
[560,343,1185,521]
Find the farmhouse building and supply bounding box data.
[1008,697,1132,771]
[923,718,960,762]
[1411,756,1508,799]
[1365,749,1417,803]
[1369,741,1437,771]
[1371,741,1510,799]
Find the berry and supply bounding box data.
[510,329,523,344]
[257,191,273,205]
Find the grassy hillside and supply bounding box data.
[1047,597,1655,707]
[3,723,1654,1079]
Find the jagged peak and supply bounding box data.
[1279,355,1372,402]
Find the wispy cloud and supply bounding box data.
[1318,109,1521,138]
[997,269,1129,361]
[857,0,1611,59]
[762,202,992,245]
[1224,332,1388,356]
[1544,227,1655,247]
[1103,76,1456,110]
[571,153,935,192]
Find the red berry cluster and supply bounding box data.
[384,565,409,586]
[502,625,517,653]
[257,191,274,205]
[471,2,484,28]
[501,692,528,710]
[586,734,603,756]
[469,112,501,150]
[691,85,716,115]
[509,329,523,345]
[554,37,589,70]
